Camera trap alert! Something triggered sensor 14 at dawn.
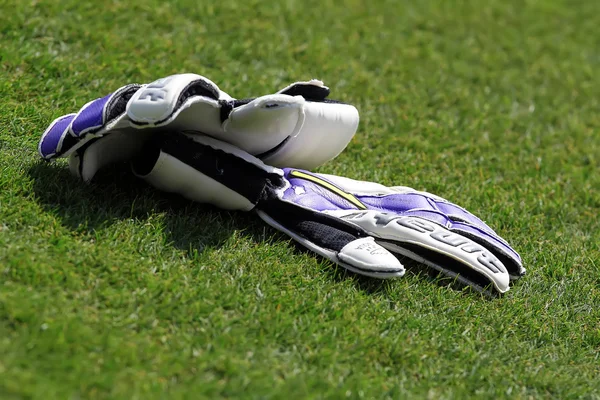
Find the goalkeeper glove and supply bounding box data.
[38,73,359,181]
[131,132,525,293]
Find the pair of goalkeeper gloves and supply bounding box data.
[39,73,525,294]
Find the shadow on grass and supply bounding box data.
[27,161,267,250]
[28,161,497,299]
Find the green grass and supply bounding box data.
[1,0,599,398]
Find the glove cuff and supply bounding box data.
[131,132,285,211]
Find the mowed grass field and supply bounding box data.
[1,0,599,398]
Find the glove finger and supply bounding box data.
[70,83,141,138]
[223,94,305,154]
[257,208,404,279]
[70,94,114,137]
[382,206,523,278]
[423,200,525,277]
[285,172,524,279]
[232,80,358,168]
[224,93,359,168]
[253,96,359,169]
[449,222,525,279]
[131,131,283,210]
[325,210,511,293]
[38,113,76,159]
[38,84,141,160]
[383,196,524,278]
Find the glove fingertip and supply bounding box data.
[509,265,526,280]
[338,237,405,277]
[39,113,76,159]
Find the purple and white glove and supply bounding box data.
[38,73,359,181]
[131,132,525,293]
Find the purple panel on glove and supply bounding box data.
[39,114,76,158]
[362,193,438,212]
[282,183,357,211]
[363,194,498,235]
[71,93,112,137]
[282,171,438,214]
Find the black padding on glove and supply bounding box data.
[175,79,220,109]
[392,242,498,291]
[131,141,161,176]
[143,79,223,126]
[260,193,367,252]
[218,98,254,123]
[159,133,285,205]
[107,85,141,121]
[279,83,330,101]
[296,221,357,252]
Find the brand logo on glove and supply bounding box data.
[352,213,506,274]
[138,77,173,102]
